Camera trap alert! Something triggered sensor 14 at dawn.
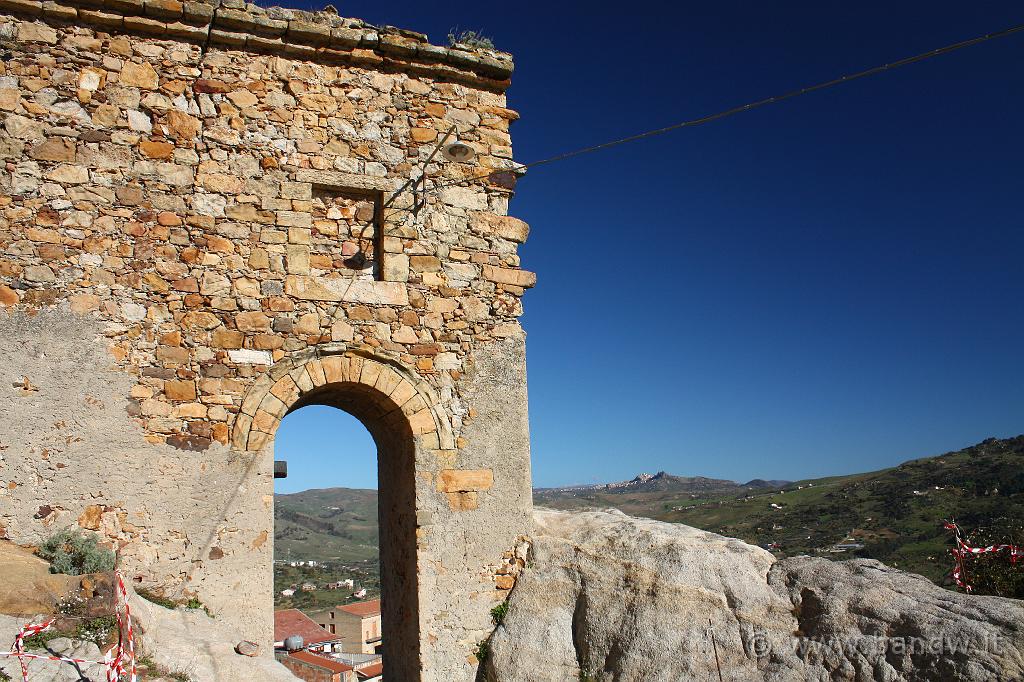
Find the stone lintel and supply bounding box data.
[284,275,409,306]
[293,169,393,194]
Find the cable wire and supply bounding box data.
[417,21,1024,195]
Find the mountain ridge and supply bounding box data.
[534,470,791,494]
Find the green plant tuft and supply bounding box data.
[137,654,193,681]
[22,615,118,651]
[490,601,508,625]
[77,615,118,647]
[446,27,495,50]
[474,639,490,664]
[22,629,61,651]
[37,528,115,576]
[185,596,214,617]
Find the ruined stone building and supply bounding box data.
[0,1,534,678]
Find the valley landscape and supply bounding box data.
[273,487,381,608]
[276,435,1024,597]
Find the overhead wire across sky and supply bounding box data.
[407,21,1024,199]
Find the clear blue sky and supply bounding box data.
[274,1,1024,493]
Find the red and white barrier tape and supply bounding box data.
[0,572,136,682]
[943,520,1024,593]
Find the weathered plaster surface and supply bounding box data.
[0,308,275,641]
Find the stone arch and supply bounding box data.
[235,348,453,678]
[232,346,454,454]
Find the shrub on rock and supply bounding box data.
[37,529,115,575]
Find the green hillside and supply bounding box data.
[275,487,379,562]
[273,487,382,608]
[539,436,1024,589]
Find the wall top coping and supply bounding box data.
[0,0,514,92]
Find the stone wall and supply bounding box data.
[0,2,534,678]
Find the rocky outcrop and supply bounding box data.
[125,589,298,681]
[486,509,1024,681]
[0,567,298,682]
[0,541,78,617]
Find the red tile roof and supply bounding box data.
[274,609,338,646]
[289,650,354,674]
[356,661,383,679]
[338,599,381,617]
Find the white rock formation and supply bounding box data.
[127,590,298,681]
[486,509,1024,681]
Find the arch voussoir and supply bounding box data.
[348,356,365,382]
[320,355,348,383]
[358,359,384,387]
[374,367,405,396]
[290,365,314,393]
[231,350,454,453]
[400,393,427,417]
[389,380,418,409]
[408,408,438,436]
[306,359,327,387]
[270,376,299,405]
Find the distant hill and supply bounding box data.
[274,436,1024,590]
[533,472,788,517]
[535,470,781,494]
[274,487,379,563]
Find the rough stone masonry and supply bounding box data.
[0,1,534,678]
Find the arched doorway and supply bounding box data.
[274,405,380,641]
[285,380,420,676]
[238,351,453,679]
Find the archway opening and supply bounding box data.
[272,380,420,679]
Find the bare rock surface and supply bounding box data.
[128,589,298,681]
[0,583,298,681]
[0,616,106,681]
[486,509,1024,681]
[0,540,75,617]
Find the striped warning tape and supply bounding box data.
[943,520,1024,593]
[0,572,136,682]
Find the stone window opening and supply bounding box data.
[309,185,385,281]
[272,379,422,678]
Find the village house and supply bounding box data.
[312,600,383,655]
[355,659,383,681]
[276,608,381,681]
[275,608,343,655]
[327,579,355,590]
[277,650,357,682]
[334,652,380,665]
